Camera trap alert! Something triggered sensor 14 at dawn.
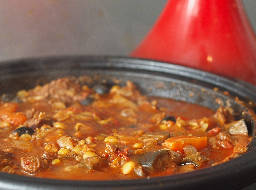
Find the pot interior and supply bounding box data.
[0,56,255,190]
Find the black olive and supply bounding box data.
[135,150,181,173]
[80,96,94,106]
[162,116,176,122]
[93,84,111,95]
[14,126,35,136]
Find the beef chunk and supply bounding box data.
[26,112,54,129]
[21,78,88,105]
[83,156,106,170]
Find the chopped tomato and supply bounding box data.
[207,127,221,136]
[0,112,27,126]
[0,103,27,126]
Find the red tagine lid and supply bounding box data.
[132,0,256,85]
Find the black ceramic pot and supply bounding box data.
[0,56,255,190]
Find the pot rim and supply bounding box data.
[0,55,255,190]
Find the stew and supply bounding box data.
[0,77,251,180]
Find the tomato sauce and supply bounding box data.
[0,77,251,180]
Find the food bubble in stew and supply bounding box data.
[0,77,252,180]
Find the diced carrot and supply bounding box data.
[162,136,208,152]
